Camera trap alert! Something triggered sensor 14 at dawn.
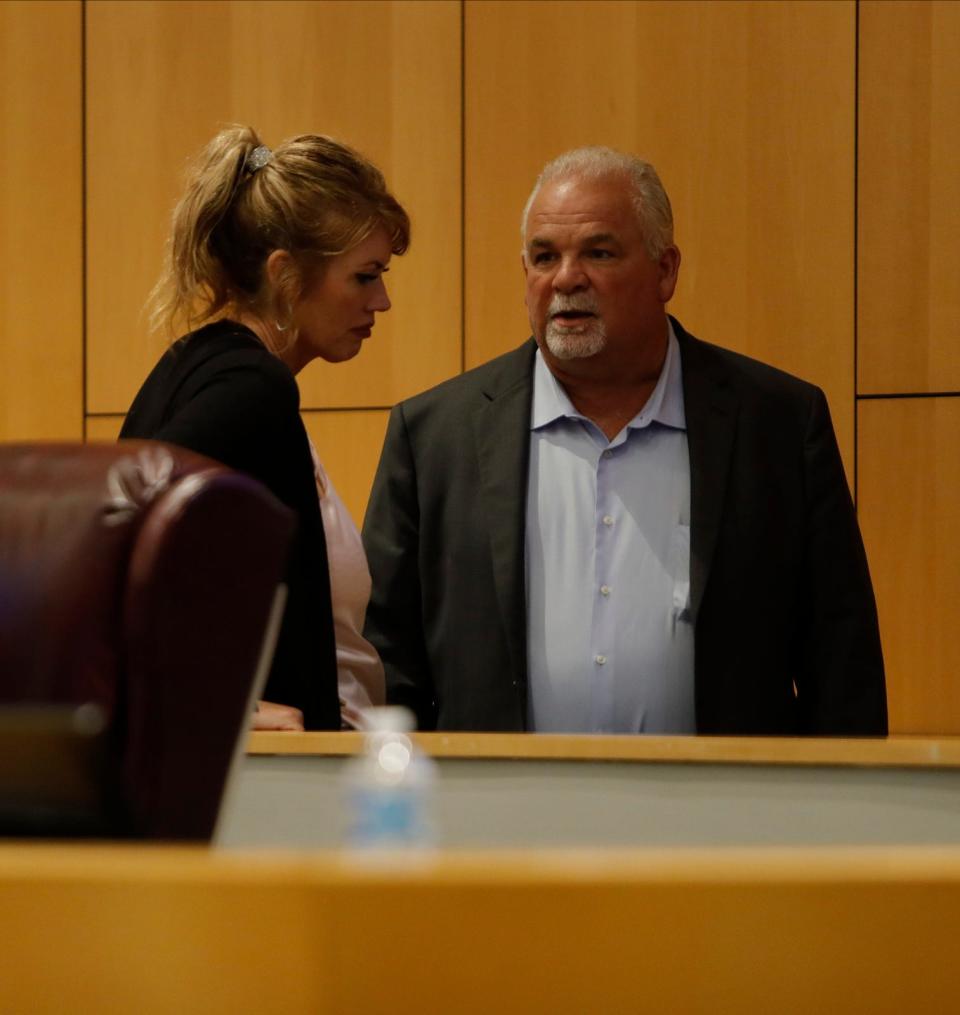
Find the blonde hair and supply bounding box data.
[521,146,673,260]
[148,125,410,336]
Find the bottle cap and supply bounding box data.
[361,705,415,734]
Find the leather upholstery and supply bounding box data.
[0,441,294,839]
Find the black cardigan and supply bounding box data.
[121,319,340,729]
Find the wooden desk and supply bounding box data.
[217,734,960,849]
[2,843,960,1014]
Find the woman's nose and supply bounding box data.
[369,280,391,313]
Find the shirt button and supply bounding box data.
[595,654,607,665]
[600,585,611,597]
[602,449,613,459]
[602,515,614,527]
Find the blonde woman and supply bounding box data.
[122,126,409,730]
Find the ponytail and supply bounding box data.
[146,125,410,338]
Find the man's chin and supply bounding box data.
[543,327,607,361]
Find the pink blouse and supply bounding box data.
[308,441,385,729]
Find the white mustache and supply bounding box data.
[548,295,599,316]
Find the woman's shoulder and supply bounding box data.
[174,320,297,396]
[122,319,298,441]
[176,319,283,369]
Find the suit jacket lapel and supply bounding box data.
[467,327,735,683]
[675,321,739,623]
[472,342,536,691]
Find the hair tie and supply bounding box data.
[245,145,273,173]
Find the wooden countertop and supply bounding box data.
[4,843,960,1013]
[5,841,960,883]
[246,731,960,768]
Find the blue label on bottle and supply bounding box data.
[348,787,427,847]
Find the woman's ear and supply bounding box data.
[264,249,305,321]
[264,249,296,290]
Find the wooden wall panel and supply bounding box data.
[84,416,123,442]
[0,1,82,440]
[302,411,389,527]
[465,0,856,479]
[85,0,460,416]
[858,398,960,734]
[858,1,960,395]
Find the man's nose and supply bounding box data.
[552,256,587,292]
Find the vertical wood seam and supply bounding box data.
[853,0,860,509]
[81,0,88,440]
[460,0,466,376]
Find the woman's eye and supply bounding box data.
[356,273,379,284]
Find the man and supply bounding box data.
[362,147,886,735]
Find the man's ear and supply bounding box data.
[657,246,681,303]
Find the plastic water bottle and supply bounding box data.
[341,706,435,854]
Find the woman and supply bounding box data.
[121,125,409,731]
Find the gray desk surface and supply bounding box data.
[216,732,960,849]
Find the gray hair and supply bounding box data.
[521,146,674,261]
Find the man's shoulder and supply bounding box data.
[397,340,536,419]
[675,319,821,407]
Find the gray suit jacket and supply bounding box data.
[362,318,887,734]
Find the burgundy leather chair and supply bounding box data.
[0,442,294,839]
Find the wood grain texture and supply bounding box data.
[465,0,856,478]
[0,1,82,439]
[248,730,960,768]
[4,845,960,1013]
[858,1,960,395]
[85,0,461,415]
[302,409,389,527]
[858,398,960,733]
[84,415,123,442]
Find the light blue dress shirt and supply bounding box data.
[525,325,695,733]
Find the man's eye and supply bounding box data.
[356,273,379,284]
[531,251,556,265]
[587,249,613,259]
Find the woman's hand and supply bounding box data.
[252,700,305,731]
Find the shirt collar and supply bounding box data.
[531,320,686,432]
